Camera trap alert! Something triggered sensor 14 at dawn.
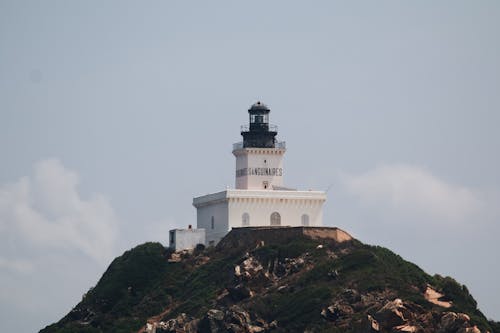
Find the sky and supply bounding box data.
[1,1,499,332]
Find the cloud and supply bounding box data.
[0,158,118,265]
[340,164,484,224]
[0,257,34,274]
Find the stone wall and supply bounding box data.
[216,226,353,251]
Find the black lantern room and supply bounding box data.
[241,101,278,148]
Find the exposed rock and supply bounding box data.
[195,306,276,333]
[321,303,354,322]
[227,284,253,301]
[459,313,471,322]
[394,324,419,332]
[242,257,263,274]
[168,252,182,263]
[235,256,264,282]
[198,309,225,333]
[144,313,198,333]
[327,269,339,279]
[460,326,481,333]
[375,299,408,328]
[342,288,361,303]
[277,285,288,293]
[234,265,241,277]
[438,312,478,333]
[425,286,453,308]
[368,314,380,331]
[321,306,340,321]
[225,306,250,326]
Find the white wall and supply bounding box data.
[195,199,229,246]
[228,193,324,229]
[233,147,285,190]
[169,229,206,251]
[194,189,326,245]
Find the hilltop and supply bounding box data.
[40,227,499,333]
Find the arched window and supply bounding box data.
[211,216,214,229]
[270,212,281,226]
[242,213,250,226]
[301,214,310,226]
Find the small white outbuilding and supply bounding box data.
[169,226,206,251]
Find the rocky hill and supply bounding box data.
[40,227,499,333]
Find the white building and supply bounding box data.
[193,102,326,246]
[169,226,206,251]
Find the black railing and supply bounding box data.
[240,124,278,132]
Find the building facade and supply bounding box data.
[193,102,326,246]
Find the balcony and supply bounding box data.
[240,124,278,132]
[232,140,286,150]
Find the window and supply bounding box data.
[250,114,268,124]
[169,230,175,246]
[270,212,281,226]
[242,213,250,226]
[301,214,310,226]
[211,216,214,229]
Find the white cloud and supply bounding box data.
[340,164,484,224]
[0,257,34,274]
[0,158,118,264]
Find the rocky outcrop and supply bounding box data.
[198,306,276,333]
[321,303,354,322]
[375,299,409,328]
[235,256,264,280]
[438,312,482,333]
[318,291,489,333]
[147,313,198,333]
[425,286,453,308]
[145,307,276,333]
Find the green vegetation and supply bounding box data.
[332,245,431,299]
[430,274,492,331]
[252,238,319,268]
[40,235,497,333]
[489,320,500,332]
[251,285,331,332]
[173,255,240,317]
[41,243,175,333]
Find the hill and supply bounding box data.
[40,227,499,333]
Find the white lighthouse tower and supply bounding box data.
[193,102,326,246]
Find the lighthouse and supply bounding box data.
[234,101,286,190]
[193,102,326,246]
